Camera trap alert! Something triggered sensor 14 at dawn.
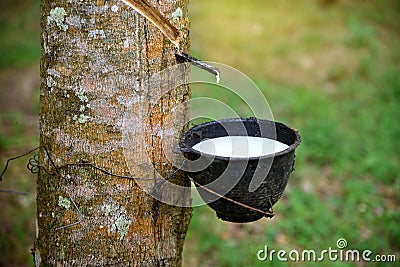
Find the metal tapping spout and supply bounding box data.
[120,0,220,82]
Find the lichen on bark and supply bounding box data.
[37,0,191,265]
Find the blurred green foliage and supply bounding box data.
[185,0,400,266]
[0,0,40,68]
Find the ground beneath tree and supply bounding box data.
[0,64,39,266]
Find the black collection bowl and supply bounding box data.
[179,118,301,223]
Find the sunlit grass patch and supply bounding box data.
[185,0,400,266]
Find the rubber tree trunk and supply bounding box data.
[36,0,191,265]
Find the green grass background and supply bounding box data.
[0,0,399,266]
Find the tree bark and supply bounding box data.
[37,0,191,266]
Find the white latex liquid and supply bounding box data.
[192,136,289,158]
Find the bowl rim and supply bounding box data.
[179,117,301,161]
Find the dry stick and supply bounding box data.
[120,0,181,48]
[0,189,28,195]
